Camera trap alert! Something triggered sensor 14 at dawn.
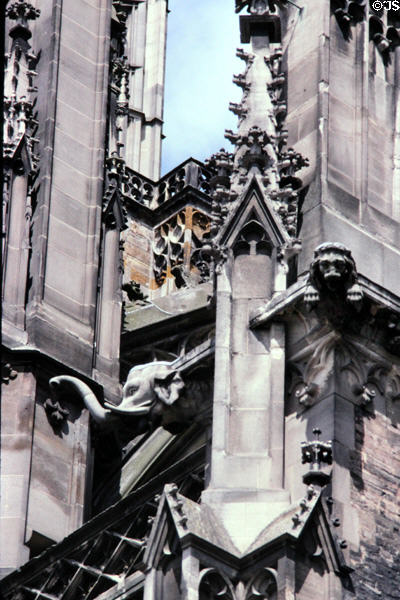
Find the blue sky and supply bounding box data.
[161,0,242,174]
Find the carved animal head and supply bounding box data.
[305,242,363,309]
[312,243,356,290]
[105,361,185,418]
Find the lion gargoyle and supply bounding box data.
[304,242,363,311]
[49,361,187,433]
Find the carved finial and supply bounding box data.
[6,1,40,23]
[301,428,332,487]
[205,148,235,202]
[6,1,40,45]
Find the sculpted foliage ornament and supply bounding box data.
[369,14,400,62]
[44,398,69,429]
[331,0,366,39]
[205,148,235,202]
[6,1,40,23]
[304,242,363,317]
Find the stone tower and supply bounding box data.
[1,0,399,599]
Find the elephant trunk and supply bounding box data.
[49,375,110,424]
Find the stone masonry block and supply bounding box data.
[233,255,272,299]
[0,517,30,570]
[56,70,99,118]
[53,128,98,178]
[44,247,89,306]
[327,165,355,198]
[228,408,270,454]
[231,298,249,353]
[63,0,104,34]
[51,186,100,236]
[61,14,103,64]
[56,98,98,149]
[59,45,100,97]
[287,49,319,113]
[47,216,93,262]
[231,354,270,408]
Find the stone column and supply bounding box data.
[94,220,123,388]
[2,173,30,330]
[180,548,200,600]
[203,251,289,552]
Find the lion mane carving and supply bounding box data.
[304,242,363,310]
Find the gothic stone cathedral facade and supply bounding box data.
[1,1,400,598]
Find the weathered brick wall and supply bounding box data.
[349,408,400,598]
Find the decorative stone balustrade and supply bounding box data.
[122,159,213,209]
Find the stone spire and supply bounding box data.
[199,2,305,553]
[4,0,40,170]
[219,0,308,238]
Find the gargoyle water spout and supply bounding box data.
[304,242,363,311]
[49,361,185,429]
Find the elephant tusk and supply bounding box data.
[104,400,153,416]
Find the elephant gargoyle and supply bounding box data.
[49,361,187,433]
